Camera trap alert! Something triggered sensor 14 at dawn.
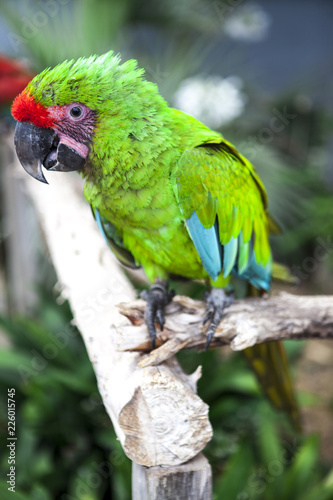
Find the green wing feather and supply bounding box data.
[173,139,271,279]
[174,139,300,428]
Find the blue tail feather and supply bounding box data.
[186,214,271,290]
[186,212,221,281]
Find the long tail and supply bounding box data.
[243,285,301,431]
[243,341,301,430]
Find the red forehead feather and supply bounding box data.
[11,90,55,128]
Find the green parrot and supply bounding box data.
[11,51,300,428]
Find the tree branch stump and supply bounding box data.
[115,294,333,364]
[132,453,212,500]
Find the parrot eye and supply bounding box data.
[70,106,83,118]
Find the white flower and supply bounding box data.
[173,75,246,129]
[224,3,271,42]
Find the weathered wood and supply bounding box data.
[132,453,212,500]
[17,148,212,467]
[116,293,333,365]
[1,132,39,313]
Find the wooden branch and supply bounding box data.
[7,137,212,468]
[132,453,212,500]
[116,293,333,365]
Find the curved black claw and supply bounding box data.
[141,281,175,349]
[204,288,234,349]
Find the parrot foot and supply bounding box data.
[141,281,175,349]
[203,288,234,349]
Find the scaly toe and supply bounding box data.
[204,288,234,349]
[141,281,174,349]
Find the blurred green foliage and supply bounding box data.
[0,292,131,500]
[180,346,333,500]
[0,294,333,499]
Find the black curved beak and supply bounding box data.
[14,122,86,184]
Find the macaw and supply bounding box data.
[11,52,300,428]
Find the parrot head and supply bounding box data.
[11,51,164,183]
[12,94,95,183]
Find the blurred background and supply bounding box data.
[0,0,333,499]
